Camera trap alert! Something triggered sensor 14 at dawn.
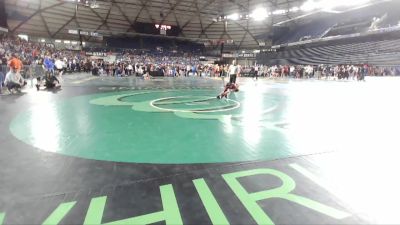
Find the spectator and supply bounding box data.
[4,53,26,93]
[0,71,4,94]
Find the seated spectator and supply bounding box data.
[35,73,61,90]
[4,54,26,93]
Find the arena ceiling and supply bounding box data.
[5,0,308,49]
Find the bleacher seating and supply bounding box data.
[105,36,205,54]
[274,20,335,45]
[257,38,400,66]
[324,20,371,37]
[274,1,400,45]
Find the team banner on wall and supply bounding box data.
[68,29,101,37]
[222,53,255,58]
[63,45,82,51]
[85,52,108,57]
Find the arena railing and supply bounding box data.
[1,65,46,79]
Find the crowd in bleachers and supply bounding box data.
[0,36,90,81]
[93,49,201,78]
[0,36,207,80]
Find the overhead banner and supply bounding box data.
[68,29,102,37]
[237,53,255,58]
[85,52,108,57]
[0,26,8,32]
[262,48,277,52]
[222,53,255,58]
[64,45,82,51]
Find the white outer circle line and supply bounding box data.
[150,96,241,113]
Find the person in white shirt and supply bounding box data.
[186,65,191,76]
[127,64,133,76]
[138,65,143,76]
[264,66,269,77]
[290,66,295,77]
[4,54,26,93]
[4,66,26,93]
[254,65,259,80]
[54,58,64,76]
[306,65,313,78]
[229,61,239,84]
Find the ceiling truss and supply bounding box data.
[5,0,308,49]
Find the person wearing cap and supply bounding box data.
[4,53,26,93]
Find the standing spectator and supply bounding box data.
[127,63,133,76]
[0,71,4,94]
[54,57,64,74]
[43,55,54,77]
[254,65,259,80]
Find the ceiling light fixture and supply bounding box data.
[272,9,287,15]
[300,0,371,12]
[300,0,317,11]
[250,8,269,21]
[227,13,240,21]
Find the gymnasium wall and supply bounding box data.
[0,0,8,30]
